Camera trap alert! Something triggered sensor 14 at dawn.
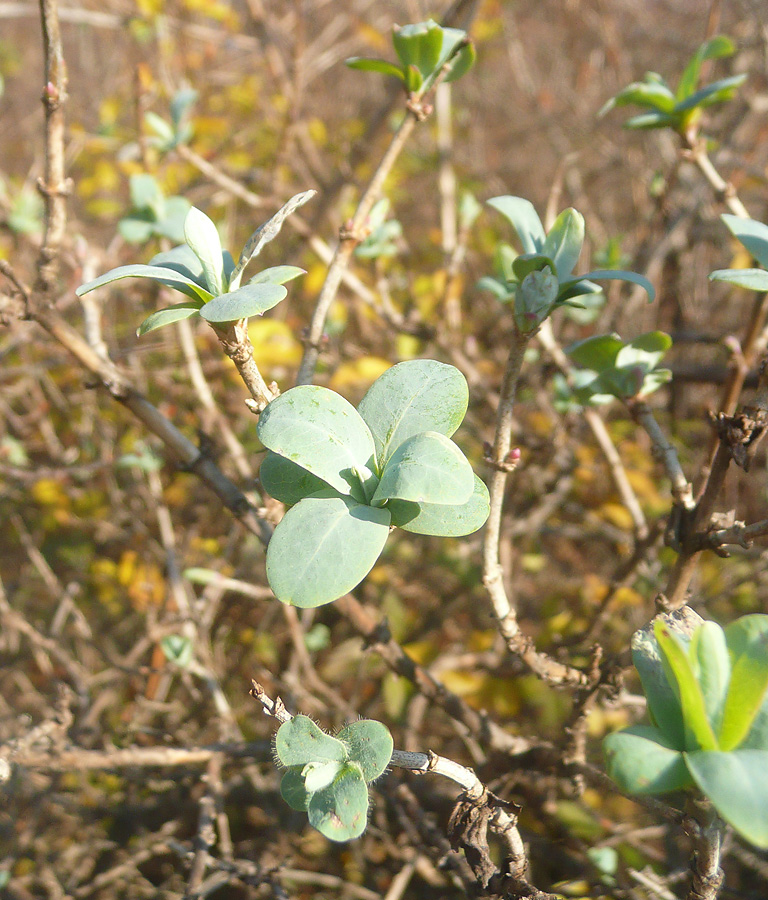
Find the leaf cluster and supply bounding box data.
[76,192,314,335]
[275,715,393,842]
[600,36,746,134]
[564,331,672,404]
[118,174,191,245]
[604,611,768,848]
[258,359,490,608]
[480,196,654,334]
[346,19,475,96]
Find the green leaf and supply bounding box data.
[676,35,736,102]
[388,473,490,536]
[307,762,369,842]
[258,385,378,502]
[259,450,336,505]
[199,283,287,324]
[600,81,677,115]
[392,20,443,81]
[266,495,391,608]
[685,749,768,848]
[371,432,474,507]
[137,302,204,336]
[160,634,194,668]
[720,214,768,268]
[229,190,315,290]
[184,207,225,296]
[542,208,585,279]
[516,267,559,332]
[624,111,677,130]
[249,265,306,286]
[357,359,468,468]
[156,196,192,243]
[724,614,768,659]
[129,173,164,214]
[604,724,692,794]
[576,269,655,302]
[566,334,623,372]
[486,196,546,253]
[511,253,556,283]
[719,630,768,751]
[149,244,207,286]
[275,715,347,768]
[75,264,213,303]
[655,620,719,751]
[675,74,747,113]
[614,332,672,374]
[345,57,406,82]
[337,720,393,782]
[118,215,156,244]
[436,26,474,84]
[690,621,731,737]
[632,616,690,749]
[710,268,768,292]
[144,111,174,146]
[280,769,310,811]
[169,87,198,128]
[477,275,514,302]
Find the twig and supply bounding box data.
[296,43,468,386]
[481,325,588,687]
[685,801,725,900]
[36,0,69,294]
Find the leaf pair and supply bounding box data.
[604,610,768,848]
[258,359,490,608]
[76,192,314,335]
[564,331,672,404]
[601,35,746,134]
[481,196,654,333]
[346,19,475,96]
[275,715,393,842]
[710,214,768,294]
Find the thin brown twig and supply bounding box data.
[296,43,469,386]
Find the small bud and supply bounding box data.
[506,448,521,464]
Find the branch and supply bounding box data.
[295,43,468,386]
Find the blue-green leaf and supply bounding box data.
[576,269,655,302]
[266,495,390,608]
[719,629,768,751]
[604,724,692,794]
[676,35,736,103]
[388,473,489,536]
[675,74,747,113]
[337,720,393,782]
[280,768,310,811]
[75,264,213,302]
[258,386,378,502]
[307,762,369,842]
[685,749,768,848]
[625,111,677,130]
[137,302,203,336]
[249,266,306,286]
[184,207,225,296]
[275,715,347,767]
[719,214,768,268]
[599,81,677,115]
[357,359,468,468]
[690,621,731,737]
[486,196,546,253]
[199,283,287,323]
[542,208,585,279]
[710,268,768,292]
[259,450,336,505]
[371,432,474,507]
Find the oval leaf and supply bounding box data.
[371,432,474,508]
[307,762,369,842]
[337,720,393,782]
[184,207,225,296]
[275,715,348,768]
[710,268,768,293]
[685,749,768,848]
[388,473,490,536]
[249,265,306,286]
[542,208,585,279]
[487,195,546,253]
[258,386,377,501]
[266,496,391,608]
[137,302,203,336]
[604,724,692,795]
[75,264,213,302]
[720,214,768,270]
[259,450,336,505]
[719,630,768,751]
[199,283,287,323]
[281,768,310,811]
[357,359,469,468]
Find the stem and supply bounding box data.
[296,48,466,386]
[36,0,69,294]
